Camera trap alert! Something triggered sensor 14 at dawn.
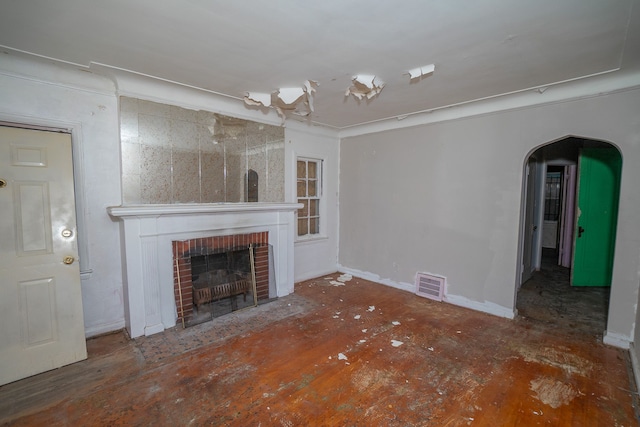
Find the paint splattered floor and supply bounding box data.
[1,271,637,426]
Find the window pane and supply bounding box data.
[299,199,309,217]
[297,180,306,197]
[309,199,319,216]
[296,158,321,239]
[298,218,308,236]
[308,179,317,197]
[297,160,306,178]
[309,217,319,234]
[308,161,317,179]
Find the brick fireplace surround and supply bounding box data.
[108,203,301,338]
[173,232,270,324]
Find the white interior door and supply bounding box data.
[0,126,87,386]
[521,157,537,285]
[558,165,577,267]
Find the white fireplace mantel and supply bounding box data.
[108,203,302,338]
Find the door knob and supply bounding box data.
[578,226,585,238]
[0,179,6,188]
[63,256,75,265]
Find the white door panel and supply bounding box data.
[521,158,536,284]
[0,126,86,386]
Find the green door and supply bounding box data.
[571,147,621,287]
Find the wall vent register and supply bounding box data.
[415,272,445,301]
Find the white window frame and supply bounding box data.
[296,157,324,241]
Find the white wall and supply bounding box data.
[339,87,640,347]
[285,123,340,281]
[0,53,341,337]
[0,53,125,337]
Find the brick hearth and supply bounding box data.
[172,232,269,324]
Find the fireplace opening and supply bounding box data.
[189,248,257,325]
[173,232,272,328]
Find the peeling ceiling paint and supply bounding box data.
[244,80,318,121]
[0,0,638,128]
[346,75,385,101]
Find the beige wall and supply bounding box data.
[339,88,640,347]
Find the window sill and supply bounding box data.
[295,235,329,246]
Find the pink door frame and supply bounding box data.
[558,164,577,268]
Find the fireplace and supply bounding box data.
[108,203,301,338]
[173,232,271,326]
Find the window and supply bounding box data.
[544,171,562,221]
[297,158,322,237]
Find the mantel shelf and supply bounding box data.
[107,202,299,338]
[108,203,303,218]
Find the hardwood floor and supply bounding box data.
[1,273,637,426]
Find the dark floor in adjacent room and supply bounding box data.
[1,268,638,426]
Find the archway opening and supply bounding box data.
[516,136,621,335]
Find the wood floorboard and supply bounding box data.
[0,273,637,426]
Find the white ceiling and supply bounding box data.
[1,0,639,129]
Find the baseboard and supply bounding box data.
[337,264,515,319]
[84,319,126,339]
[337,265,414,293]
[444,294,516,319]
[294,268,342,283]
[629,342,640,395]
[603,331,632,349]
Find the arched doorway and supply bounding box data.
[516,136,622,333]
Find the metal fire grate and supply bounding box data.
[415,272,445,301]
